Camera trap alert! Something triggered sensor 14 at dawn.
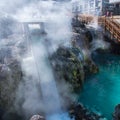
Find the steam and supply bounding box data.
[91,39,110,51]
[12,0,73,119]
[46,112,72,120]
[15,1,72,51]
[0,0,31,14]
[0,0,110,119]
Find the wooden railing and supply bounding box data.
[79,15,120,42]
[78,15,94,23]
[99,17,120,42]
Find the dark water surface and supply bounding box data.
[78,52,120,120]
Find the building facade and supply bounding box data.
[109,0,120,15]
[72,0,109,16]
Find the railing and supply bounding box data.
[100,17,120,42]
[78,15,94,23]
[79,15,120,42]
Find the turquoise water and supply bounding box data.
[78,52,120,120]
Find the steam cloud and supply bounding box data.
[10,0,73,119]
[0,0,110,120]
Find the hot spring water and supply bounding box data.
[78,52,120,120]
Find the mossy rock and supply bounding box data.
[49,46,84,92]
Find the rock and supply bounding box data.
[69,103,106,120]
[0,57,22,109]
[0,32,25,110]
[113,104,120,120]
[30,115,45,120]
[84,59,99,75]
[0,16,17,39]
[0,107,5,120]
[2,111,23,120]
[72,15,99,76]
[49,46,84,92]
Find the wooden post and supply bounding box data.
[104,16,106,32]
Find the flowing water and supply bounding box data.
[46,112,72,120]
[78,52,120,120]
[30,35,61,111]
[30,34,71,120]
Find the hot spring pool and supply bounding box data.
[78,52,120,120]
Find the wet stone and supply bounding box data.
[30,115,45,120]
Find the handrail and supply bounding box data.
[79,15,120,42]
[103,17,120,42]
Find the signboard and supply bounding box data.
[109,0,120,3]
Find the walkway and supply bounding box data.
[79,15,120,42]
